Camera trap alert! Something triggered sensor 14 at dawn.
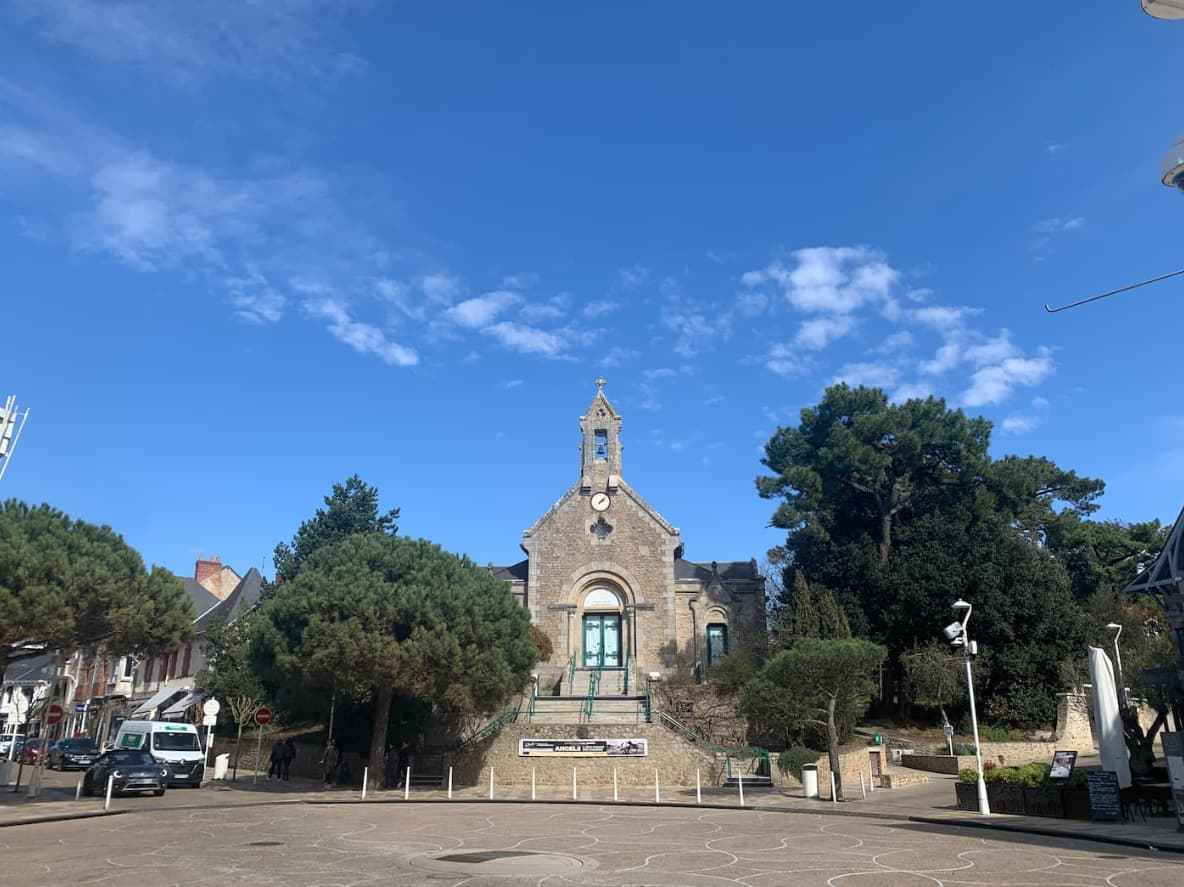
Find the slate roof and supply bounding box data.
[3,653,56,684]
[194,568,265,632]
[674,558,760,582]
[489,560,529,582]
[181,577,221,616]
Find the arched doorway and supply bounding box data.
[580,586,623,667]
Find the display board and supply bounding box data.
[1048,750,1077,781]
[1086,770,1122,822]
[518,738,648,757]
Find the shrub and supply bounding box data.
[980,762,1049,787]
[777,746,822,779]
[977,725,1029,742]
[951,742,978,756]
[531,625,554,663]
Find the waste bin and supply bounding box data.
[213,753,230,780]
[801,763,819,799]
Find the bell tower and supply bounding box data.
[579,377,622,492]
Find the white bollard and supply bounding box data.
[489,767,494,800]
[696,768,702,805]
[654,769,660,804]
[830,772,838,804]
[361,766,368,799]
[868,765,875,792]
[612,767,618,802]
[738,772,745,807]
[104,774,114,811]
[531,767,536,801]
[572,767,577,801]
[75,776,83,801]
[448,766,453,800]
[859,771,866,800]
[404,766,411,801]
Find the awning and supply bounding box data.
[161,691,204,719]
[131,682,192,718]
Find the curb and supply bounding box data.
[909,815,1184,856]
[0,809,127,829]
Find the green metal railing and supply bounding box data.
[644,680,653,723]
[655,709,770,777]
[565,655,577,695]
[622,653,630,695]
[582,667,601,721]
[465,702,521,746]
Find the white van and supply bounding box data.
[113,720,204,787]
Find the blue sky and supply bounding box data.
[2,2,1183,580]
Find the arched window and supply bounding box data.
[583,586,619,610]
[706,623,729,666]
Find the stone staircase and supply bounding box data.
[527,696,648,724]
[566,667,631,697]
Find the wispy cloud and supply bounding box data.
[583,300,619,318]
[447,291,521,328]
[832,361,899,389]
[481,321,567,358]
[1001,414,1039,434]
[302,293,418,367]
[743,246,898,315]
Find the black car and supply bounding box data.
[82,750,169,797]
[48,737,100,770]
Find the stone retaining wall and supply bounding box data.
[451,722,719,787]
[773,745,887,799]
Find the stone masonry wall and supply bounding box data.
[451,722,720,787]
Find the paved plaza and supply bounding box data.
[3,798,1184,887]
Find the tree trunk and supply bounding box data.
[878,510,892,565]
[369,685,394,787]
[826,696,842,800]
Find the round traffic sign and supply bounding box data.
[45,703,64,726]
[202,698,221,718]
[255,706,272,726]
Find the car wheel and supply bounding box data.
[153,789,164,797]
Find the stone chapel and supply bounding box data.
[490,380,765,690]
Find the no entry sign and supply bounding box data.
[255,706,272,726]
[45,703,63,726]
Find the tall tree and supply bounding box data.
[742,638,886,799]
[273,475,399,583]
[196,613,267,780]
[0,500,192,683]
[901,641,965,733]
[255,533,537,780]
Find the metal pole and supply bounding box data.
[104,774,114,810]
[0,402,29,483]
[448,766,453,800]
[572,767,577,800]
[738,771,744,807]
[860,771,867,800]
[75,776,83,800]
[252,725,262,783]
[613,767,618,802]
[696,768,701,805]
[361,766,368,800]
[961,608,990,816]
[830,771,837,804]
[489,767,494,800]
[202,725,213,784]
[1112,625,1125,709]
[404,766,410,801]
[531,767,536,801]
[654,769,660,804]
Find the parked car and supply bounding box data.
[48,737,100,770]
[82,750,169,797]
[0,734,24,757]
[114,721,204,787]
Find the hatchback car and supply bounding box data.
[48,737,100,770]
[82,750,168,797]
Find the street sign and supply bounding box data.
[45,704,63,726]
[202,714,217,727]
[255,706,272,726]
[202,698,220,718]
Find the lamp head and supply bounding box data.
[951,599,971,612]
[943,621,964,642]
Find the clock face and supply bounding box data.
[590,493,611,512]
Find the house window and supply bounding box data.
[706,623,729,666]
[122,657,135,678]
[594,430,608,460]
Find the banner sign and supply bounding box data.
[1048,749,1077,781]
[518,738,648,757]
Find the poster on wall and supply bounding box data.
[519,738,648,757]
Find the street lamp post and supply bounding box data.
[944,599,989,815]
[1142,0,1184,21]
[1106,623,1125,709]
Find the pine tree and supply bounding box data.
[816,587,851,639]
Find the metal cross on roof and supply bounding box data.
[594,376,607,392]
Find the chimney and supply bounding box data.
[195,554,222,587]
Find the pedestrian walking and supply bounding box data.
[320,739,339,788]
[267,741,282,779]
[281,738,296,781]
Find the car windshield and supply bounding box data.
[64,739,97,751]
[152,731,200,751]
[107,751,155,767]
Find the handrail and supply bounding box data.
[655,709,770,773]
[644,680,653,723]
[582,667,601,721]
[463,702,521,747]
[566,655,576,694]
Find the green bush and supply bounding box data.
[979,762,1049,787]
[777,747,822,779]
[951,742,978,756]
[977,725,1029,742]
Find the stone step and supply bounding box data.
[722,775,774,789]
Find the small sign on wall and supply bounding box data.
[519,738,648,757]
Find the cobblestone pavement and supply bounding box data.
[3,799,1184,887]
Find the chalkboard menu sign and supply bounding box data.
[1086,770,1122,822]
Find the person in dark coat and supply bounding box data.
[267,742,282,779]
[281,738,296,781]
